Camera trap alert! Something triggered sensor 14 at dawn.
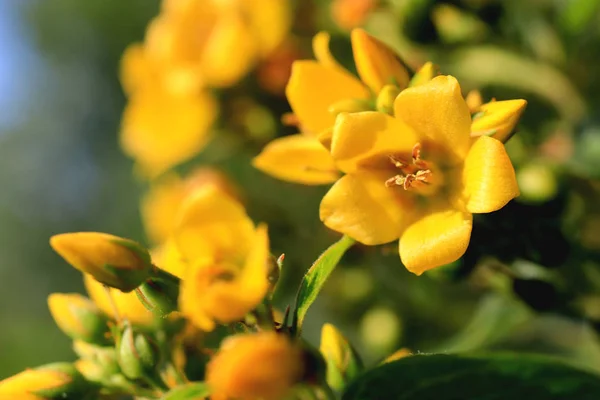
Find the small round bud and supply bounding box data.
[136,269,180,318]
[118,324,160,380]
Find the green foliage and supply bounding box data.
[343,353,600,400]
[292,235,355,333]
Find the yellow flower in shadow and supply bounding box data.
[206,332,304,400]
[320,75,521,275]
[176,186,270,331]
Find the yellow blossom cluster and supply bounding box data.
[120,0,291,177]
[0,10,530,398]
[254,28,527,275]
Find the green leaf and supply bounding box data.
[343,353,600,400]
[161,382,211,400]
[293,235,355,333]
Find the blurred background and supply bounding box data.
[2,0,600,379]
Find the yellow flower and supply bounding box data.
[471,99,528,143]
[141,168,238,245]
[47,293,110,344]
[254,29,413,186]
[0,364,86,400]
[206,332,304,400]
[287,29,407,136]
[120,85,217,179]
[83,274,153,325]
[320,75,521,275]
[320,323,362,391]
[331,0,379,31]
[50,232,152,292]
[144,0,291,89]
[176,186,271,331]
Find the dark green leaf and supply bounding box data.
[343,353,600,400]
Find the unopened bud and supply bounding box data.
[73,341,120,385]
[471,99,527,143]
[409,62,439,87]
[50,232,152,292]
[118,324,160,380]
[0,362,96,399]
[376,85,401,115]
[320,323,363,391]
[351,28,410,92]
[136,269,180,318]
[48,293,111,345]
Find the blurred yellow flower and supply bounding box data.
[145,0,291,89]
[84,274,153,326]
[320,75,521,275]
[120,85,217,179]
[50,232,152,292]
[177,186,270,331]
[206,332,304,400]
[47,293,110,344]
[331,0,379,31]
[141,168,238,245]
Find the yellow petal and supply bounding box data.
[394,75,471,162]
[320,173,416,245]
[471,99,527,143]
[252,134,340,185]
[286,60,369,135]
[141,174,187,244]
[84,275,153,326]
[0,368,73,400]
[351,28,410,93]
[246,0,292,57]
[175,186,255,263]
[239,224,270,295]
[399,207,472,275]
[463,135,519,213]
[465,90,483,113]
[120,44,152,96]
[189,225,270,320]
[330,112,419,174]
[201,13,257,87]
[152,239,188,279]
[313,32,344,70]
[121,88,218,178]
[409,61,439,87]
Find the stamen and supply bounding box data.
[388,155,407,169]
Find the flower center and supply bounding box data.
[385,143,441,195]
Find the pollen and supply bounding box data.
[385,143,437,192]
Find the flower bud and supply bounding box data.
[136,269,180,318]
[48,293,111,345]
[320,323,363,391]
[0,362,95,400]
[73,341,121,385]
[409,61,438,87]
[50,232,152,292]
[118,324,160,380]
[375,84,400,115]
[351,28,410,92]
[471,99,527,143]
[207,332,304,400]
